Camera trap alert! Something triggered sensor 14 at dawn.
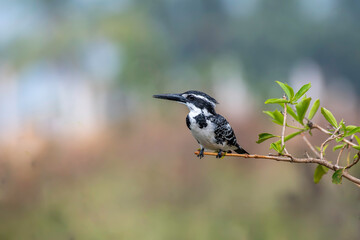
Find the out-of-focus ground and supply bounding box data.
[0,109,359,239]
[1,0,360,239]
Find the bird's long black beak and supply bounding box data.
[153,93,186,103]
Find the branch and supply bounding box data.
[312,123,357,147]
[194,151,360,187]
[336,145,346,167]
[301,133,320,158]
[254,82,360,188]
[320,125,341,161]
[346,152,360,169]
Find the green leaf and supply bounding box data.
[276,81,294,100]
[323,144,329,152]
[270,142,280,152]
[256,133,279,144]
[265,98,290,104]
[339,119,344,126]
[295,97,312,124]
[354,135,360,145]
[332,168,344,184]
[284,131,303,142]
[335,136,344,143]
[313,165,329,184]
[340,120,346,134]
[352,145,360,151]
[270,142,285,154]
[308,99,320,120]
[264,110,284,125]
[273,110,284,125]
[316,144,328,154]
[333,144,345,152]
[279,103,299,122]
[286,105,299,122]
[263,110,275,119]
[345,127,360,137]
[345,125,358,132]
[263,110,283,125]
[273,131,303,147]
[321,107,338,128]
[293,82,311,102]
[270,142,284,154]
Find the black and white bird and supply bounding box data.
[153,90,249,158]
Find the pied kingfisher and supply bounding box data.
[153,90,249,158]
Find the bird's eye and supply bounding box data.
[187,95,195,101]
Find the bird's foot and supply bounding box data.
[197,148,204,159]
[216,150,223,158]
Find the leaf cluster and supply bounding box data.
[258,81,360,185]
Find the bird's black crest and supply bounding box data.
[183,90,218,104]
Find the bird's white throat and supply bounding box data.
[186,103,212,118]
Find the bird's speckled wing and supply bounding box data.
[208,114,238,147]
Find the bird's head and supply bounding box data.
[153,90,218,115]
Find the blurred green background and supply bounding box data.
[0,0,360,239]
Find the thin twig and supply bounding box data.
[301,133,321,158]
[320,125,342,161]
[346,152,360,169]
[313,123,357,147]
[320,136,334,161]
[281,100,289,154]
[194,151,360,186]
[336,145,346,167]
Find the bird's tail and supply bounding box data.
[234,145,249,154]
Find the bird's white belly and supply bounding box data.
[191,126,217,150]
[188,112,237,151]
[189,120,226,151]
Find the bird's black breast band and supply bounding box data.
[186,115,191,130]
[194,114,208,129]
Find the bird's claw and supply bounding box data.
[216,150,223,159]
[197,153,204,159]
[197,148,204,159]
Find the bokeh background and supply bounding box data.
[1,0,360,239]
